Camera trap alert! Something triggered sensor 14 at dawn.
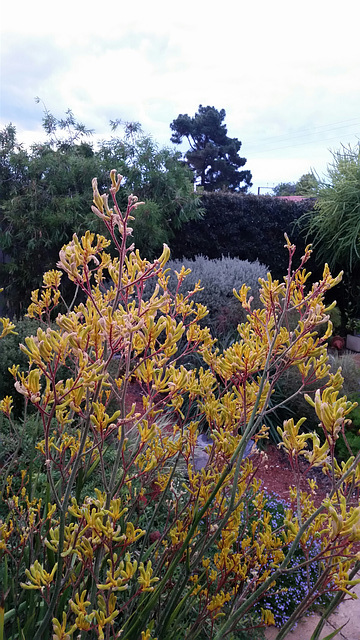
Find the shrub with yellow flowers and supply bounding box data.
[1,171,360,640]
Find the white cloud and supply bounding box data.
[1,0,360,191]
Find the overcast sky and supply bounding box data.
[1,0,359,194]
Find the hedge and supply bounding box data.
[170,192,317,279]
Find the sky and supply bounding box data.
[1,0,360,194]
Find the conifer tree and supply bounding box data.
[170,105,252,192]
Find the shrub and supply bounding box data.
[0,316,40,415]
[170,191,317,280]
[303,143,360,272]
[328,352,360,397]
[265,352,360,444]
[1,173,360,640]
[155,255,269,335]
[336,392,360,462]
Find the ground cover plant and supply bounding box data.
[254,493,333,628]
[1,171,360,640]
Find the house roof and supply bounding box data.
[275,196,312,201]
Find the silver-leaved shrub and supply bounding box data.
[164,255,269,334]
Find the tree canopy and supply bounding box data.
[170,105,252,192]
[0,110,202,316]
[273,172,319,197]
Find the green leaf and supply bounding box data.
[0,602,4,640]
[310,622,348,640]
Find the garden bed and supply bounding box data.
[254,443,332,507]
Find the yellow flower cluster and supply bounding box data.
[2,174,360,640]
[0,316,17,339]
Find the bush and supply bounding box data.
[303,144,360,272]
[1,174,360,640]
[157,255,269,335]
[264,352,360,445]
[0,317,40,415]
[336,392,360,462]
[170,191,317,280]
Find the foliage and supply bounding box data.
[0,123,25,201]
[170,191,317,280]
[295,173,320,197]
[0,119,101,317]
[301,145,360,319]
[255,493,332,627]
[335,393,360,462]
[170,105,252,192]
[273,173,319,197]
[336,424,360,463]
[98,129,203,258]
[266,353,360,444]
[0,413,42,503]
[303,144,360,271]
[0,112,201,316]
[273,182,297,196]
[145,255,269,336]
[0,317,40,416]
[345,316,360,335]
[35,98,95,146]
[1,173,360,640]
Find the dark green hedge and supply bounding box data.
[170,192,317,279]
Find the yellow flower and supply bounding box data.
[141,630,158,640]
[21,560,58,590]
[0,316,17,339]
[0,395,13,416]
[261,607,275,625]
[138,561,160,592]
[207,590,232,618]
[52,612,76,640]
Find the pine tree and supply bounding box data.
[170,105,252,192]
